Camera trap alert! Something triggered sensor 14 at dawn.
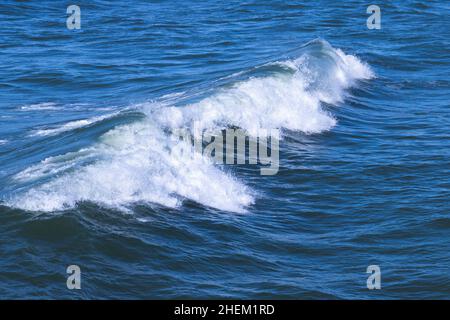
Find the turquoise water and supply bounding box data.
[0,1,449,298]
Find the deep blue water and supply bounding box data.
[0,0,449,299]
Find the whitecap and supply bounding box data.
[7,40,373,213]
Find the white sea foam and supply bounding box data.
[30,112,120,137]
[7,40,373,213]
[11,121,254,213]
[0,139,8,145]
[19,102,117,113]
[19,102,59,111]
[151,41,373,136]
[13,149,95,182]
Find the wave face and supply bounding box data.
[4,39,372,213]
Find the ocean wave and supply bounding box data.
[152,39,373,136]
[30,112,121,137]
[5,39,373,213]
[9,121,254,213]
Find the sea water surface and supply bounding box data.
[0,1,449,299]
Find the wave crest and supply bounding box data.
[5,39,373,213]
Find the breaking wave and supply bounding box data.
[4,39,373,213]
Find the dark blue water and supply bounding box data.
[0,1,449,299]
